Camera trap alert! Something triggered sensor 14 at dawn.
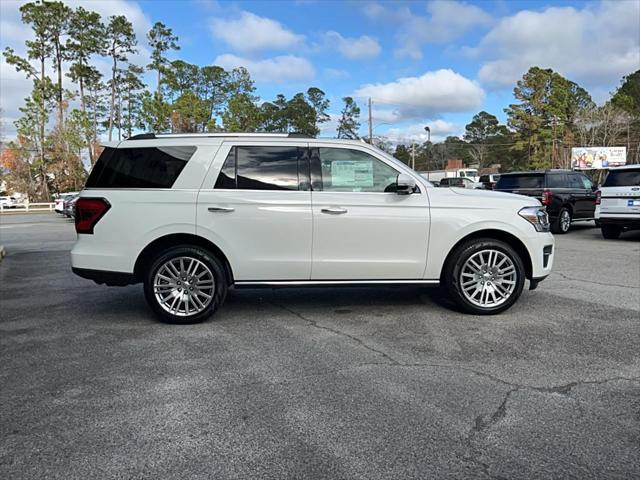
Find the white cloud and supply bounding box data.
[474,1,640,91]
[0,0,153,138]
[384,120,460,144]
[364,1,492,59]
[214,54,314,83]
[324,31,381,59]
[354,69,485,120]
[210,11,304,53]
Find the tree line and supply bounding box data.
[389,68,639,173]
[0,1,638,201]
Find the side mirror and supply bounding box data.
[396,173,417,195]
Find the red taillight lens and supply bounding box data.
[75,198,110,234]
[595,190,601,205]
[542,190,553,206]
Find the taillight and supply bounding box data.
[595,190,601,205]
[75,198,110,234]
[542,190,553,206]
[490,182,496,190]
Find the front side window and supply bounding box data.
[214,146,301,190]
[577,174,593,189]
[86,146,196,189]
[318,148,399,193]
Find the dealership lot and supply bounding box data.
[1,214,639,479]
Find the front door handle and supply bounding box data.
[321,207,348,215]
[208,206,235,213]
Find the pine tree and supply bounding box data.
[336,97,360,139]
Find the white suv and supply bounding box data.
[71,133,554,323]
[596,165,640,239]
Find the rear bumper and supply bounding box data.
[72,267,137,286]
[599,217,640,229]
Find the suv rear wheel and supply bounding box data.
[551,207,571,234]
[601,225,621,239]
[443,238,526,315]
[143,246,228,324]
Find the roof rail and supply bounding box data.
[125,132,316,140]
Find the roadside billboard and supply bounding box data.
[571,147,626,169]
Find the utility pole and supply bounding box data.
[411,143,415,170]
[368,97,373,144]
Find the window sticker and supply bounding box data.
[330,160,374,188]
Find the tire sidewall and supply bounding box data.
[143,246,227,324]
[552,208,571,234]
[445,238,526,315]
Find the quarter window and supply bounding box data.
[318,148,399,193]
[214,146,301,190]
[86,146,196,189]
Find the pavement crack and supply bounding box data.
[552,271,636,289]
[472,387,519,433]
[274,303,402,365]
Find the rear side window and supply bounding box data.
[496,174,544,189]
[86,146,196,188]
[603,169,640,187]
[214,146,301,190]
[546,174,568,188]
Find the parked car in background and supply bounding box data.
[63,194,80,218]
[71,132,554,323]
[596,165,640,239]
[0,196,18,209]
[439,177,483,189]
[55,192,79,214]
[495,170,597,234]
[479,174,501,190]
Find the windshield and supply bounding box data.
[603,169,640,187]
[496,174,544,189]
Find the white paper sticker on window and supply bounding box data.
[331,160,373,188]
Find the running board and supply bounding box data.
[234,279,440,288]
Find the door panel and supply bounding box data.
[309,144,430,280]
[197,142,312,281]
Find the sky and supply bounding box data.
[1,0,639,144]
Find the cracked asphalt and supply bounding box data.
[1,214,639,479]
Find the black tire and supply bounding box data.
[551,207,571,234]
[143,245,228,324]
[443,238,526,315]
[601,225,622,239]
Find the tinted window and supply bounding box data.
[496,174,544,189]
[214,148,236,189]
[479,175,489,182]
[214,146,301,190]
[603,169,640,187]
[86,146,195,188]
[319,148,398,193]
[546,174,568,188]
[578,175,593,189]
[567,174,586,189]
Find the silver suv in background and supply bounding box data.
[596,165,640,239]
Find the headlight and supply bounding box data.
[519,206,550,232]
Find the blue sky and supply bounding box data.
[1,0,639,142]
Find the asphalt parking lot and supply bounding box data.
[1,213,639,479]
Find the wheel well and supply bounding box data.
[134,233,234,284]
[440,229,533,281]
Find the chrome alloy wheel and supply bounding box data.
[153,256,215,317]
[459,249,517,308]
[560,209,571,232]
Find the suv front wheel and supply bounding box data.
[143,246,228,324]
[443,238,526,315]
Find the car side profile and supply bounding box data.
[495,170,597,234]
[71,133,554,324]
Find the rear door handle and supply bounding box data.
[208,206,234,213]
[321,207,348,215]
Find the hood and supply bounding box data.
[449,187,542,207]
